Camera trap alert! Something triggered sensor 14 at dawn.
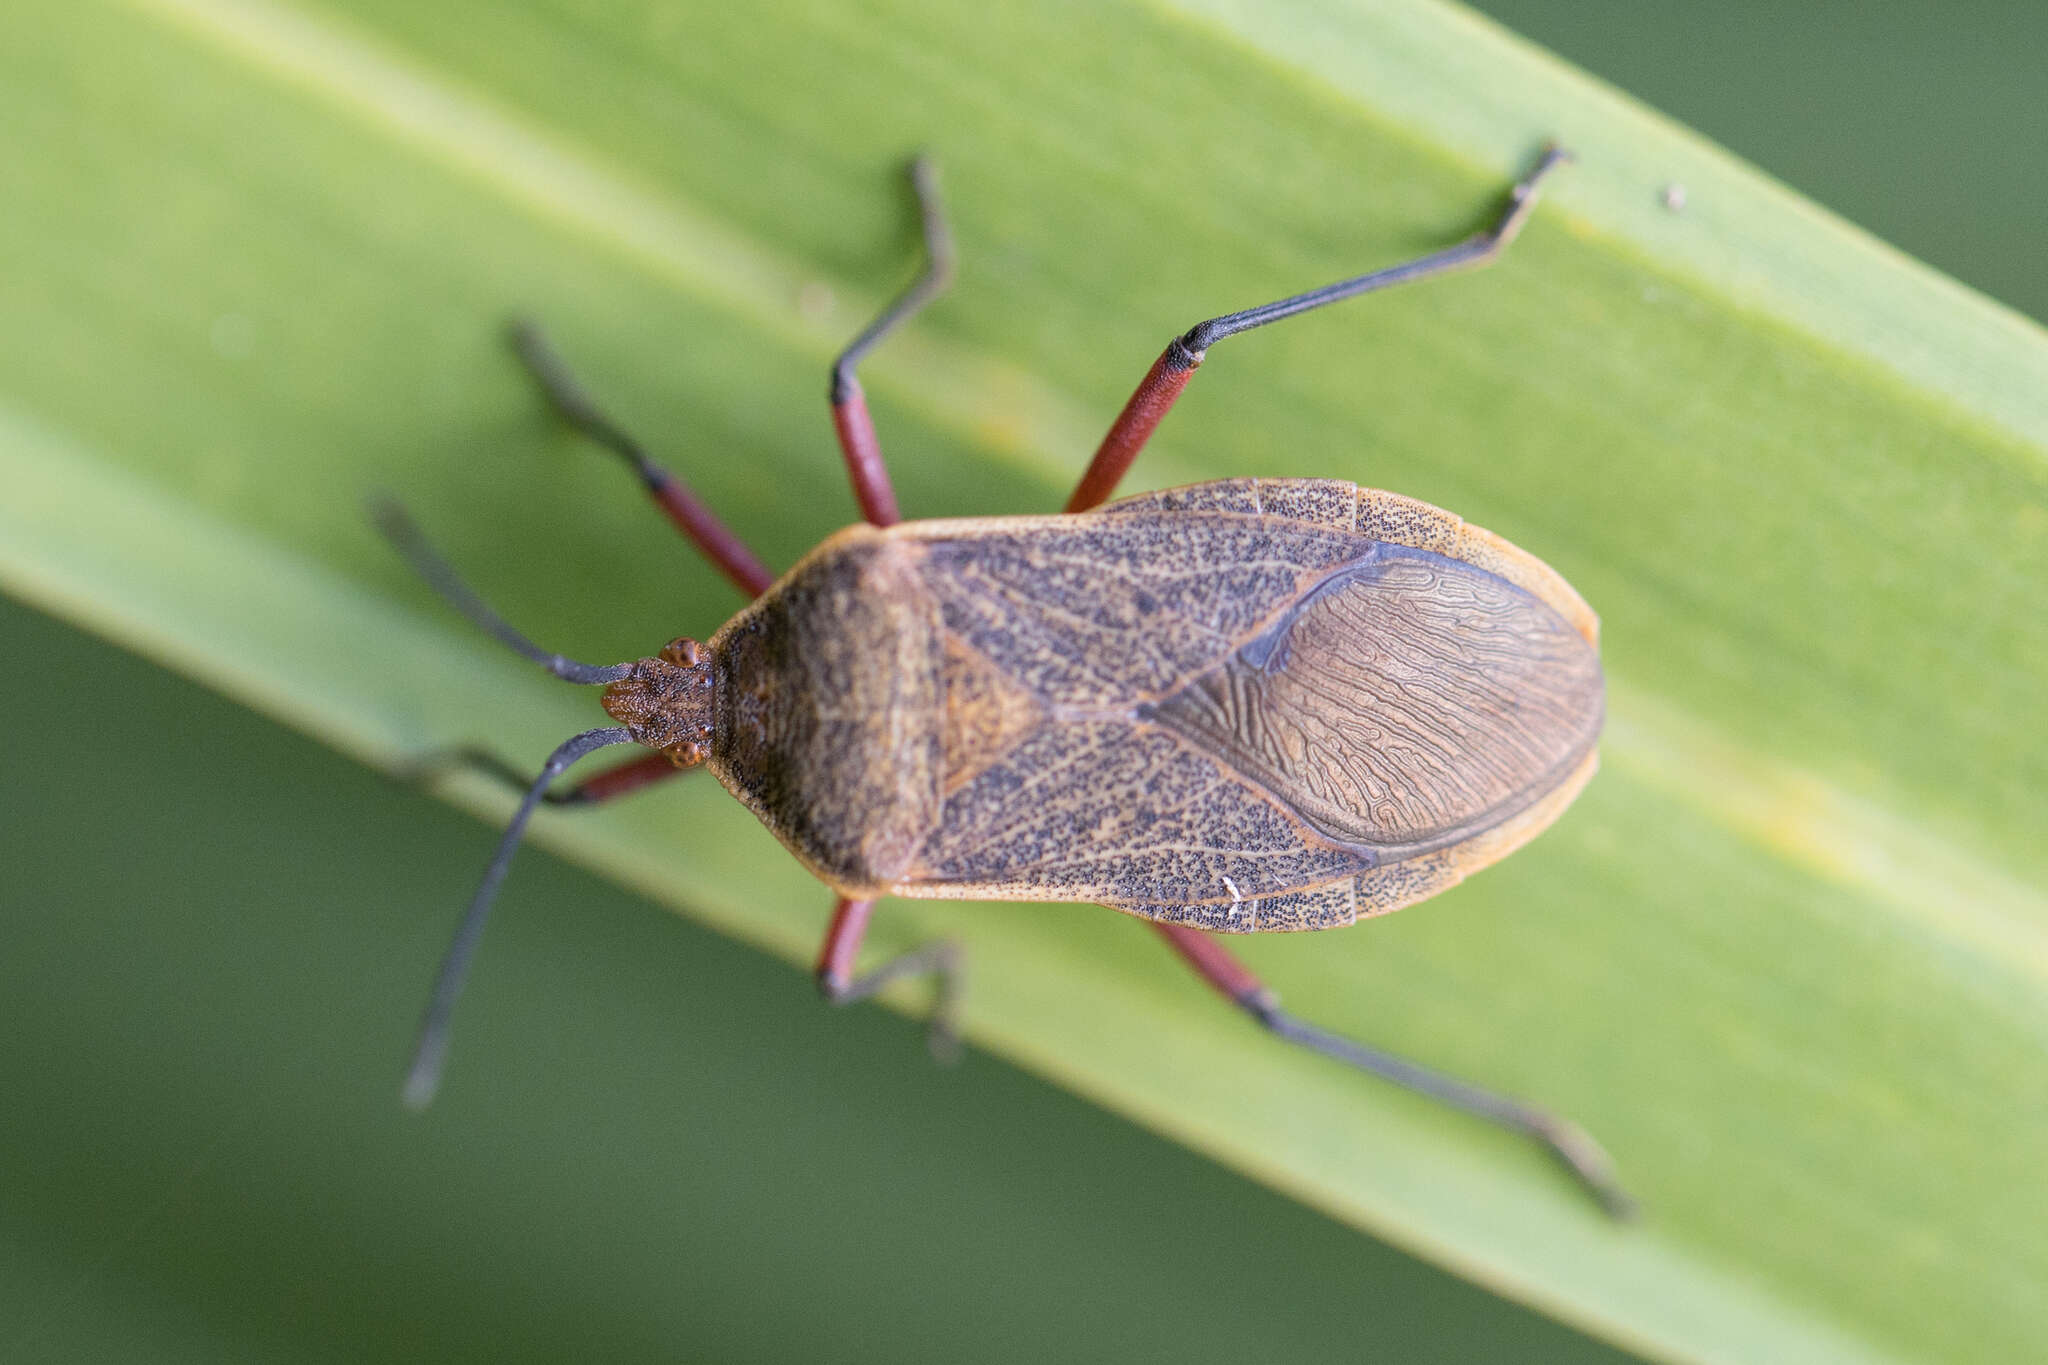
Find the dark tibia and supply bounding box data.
[1152,921,1635,1219]
[1066,146,1572,514]
[828,155,957,529]
[815,895,966,1062]
[508,320,775,597]
[1247,995,1637,1220]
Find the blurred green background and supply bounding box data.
[1471,0,2048,325]
[3,1,2041,1362]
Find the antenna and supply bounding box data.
[370,497,634,685]
[370,497,643,1106]
[402,724,637,1109]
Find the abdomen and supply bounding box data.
[884,478,1604,932]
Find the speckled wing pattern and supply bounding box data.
[888,479,1603,932]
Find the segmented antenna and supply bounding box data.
[369,497,645,1106]
[369,497,634,686]
[402,724,637,1109]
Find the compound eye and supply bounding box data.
[661,637,703,667]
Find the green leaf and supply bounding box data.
[4,1,2043,1361]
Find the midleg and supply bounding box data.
[827,155,956,529]
[1066,146,1571,513]
[1153,921,1633,1218]
[413,767,970,1063]
[510,160,963,1057]
[815,896,964,1061]
[798,161,965,1051]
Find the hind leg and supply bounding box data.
[1058,149,1629,1216]
[1154,925,1633,1218]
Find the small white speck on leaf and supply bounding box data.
[799,281,836,322]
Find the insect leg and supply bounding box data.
[815,895,965,1062]
[829,155,956,528]
[508,320,775,597]
[1066,146,1571,513]
[1152,921,1636,1219]
[399,745,686,807]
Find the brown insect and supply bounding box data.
[381,147,1632,1216]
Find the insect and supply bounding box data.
[382,147,1633,1217]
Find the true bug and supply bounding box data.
[382,147,1632,1217]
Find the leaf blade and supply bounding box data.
[6,1,2046,1361]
